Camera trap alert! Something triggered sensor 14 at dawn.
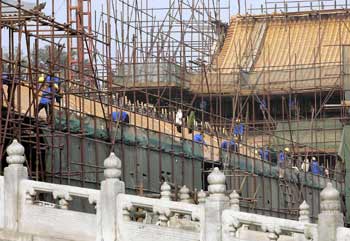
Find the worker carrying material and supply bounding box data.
[112,111,130,124]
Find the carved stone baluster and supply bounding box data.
[229,190,240,211]
[153,206,172,227]
[205,167,229,241]
[262,224,281,241]
[197,189,206,205]
[160,182,171,201]
[299,200,310,223]
[318,182,343,241]
[179,185,192,203]
[53,190,72,210]
[99,153,124,241]
[4,139,28,231]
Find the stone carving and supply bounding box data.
[122,202,135,221]
[103,152,122,180]
[53,190,72,210]
[179,185,191,203]
[207,167,226,197]
[6,139,25,165]
[222,211,242,237]
[153,206,172,227]
[160,182,171,201]
[197,189,206,205]
[25,187,37,204]
[88,193,98,206]
[299,200,310,223]
[261,224,281,241]
[229,190,240,211]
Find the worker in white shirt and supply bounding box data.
[175,109,183,133]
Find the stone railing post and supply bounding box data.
[299,200,310,223]
[318,182,343,241]
[179,185,192,203]
[4,139,28,231]
[160,182,171,201]
[197,189,207,205]
[204,167,229,241]
[97,153,125,241]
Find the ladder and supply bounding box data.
[279,178,296,211]
[67,0,93,86]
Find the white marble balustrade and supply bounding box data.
[0,139,348,241]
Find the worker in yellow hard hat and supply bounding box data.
[38,74,45,83]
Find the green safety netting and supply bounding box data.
[52,110,345,191]
[53,110,204,159]
[220,150,340,190]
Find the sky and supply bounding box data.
[5,0,348,56]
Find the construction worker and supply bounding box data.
[187,110,195,134]
[38,73,45,83]
[2,65,17,109]
[324,167,330,178]
[278,149,286,178]
[112,111,130,124]
[1,71,10,85]
[257,148,264,160]
[301,158,310,172]
[175,109,183,133]
[233,118,244,142]
[38,83,56,122]
[194,130,206,146]
[311,157,321,175]
[221,140,229,151]
[229,139,237,152]
[45,74,62,103]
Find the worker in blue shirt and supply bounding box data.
[2,66,17,109]
[112,111,130,124]
[233,118,244,142]
[221,140,228,151]
[258,148,264,160]
[278,149,286,178]
[229,139,237,152]
[311,157,321,175]
[263,147,270,161]
[194,131,206,145]
[38,84,56,121]
[45,75,62,103]
[1,72,10,85]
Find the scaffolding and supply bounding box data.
[0,0,348,223]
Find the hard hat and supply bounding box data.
[284,147,290,152]
[312,157,316,161]
[38,74,45,83]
